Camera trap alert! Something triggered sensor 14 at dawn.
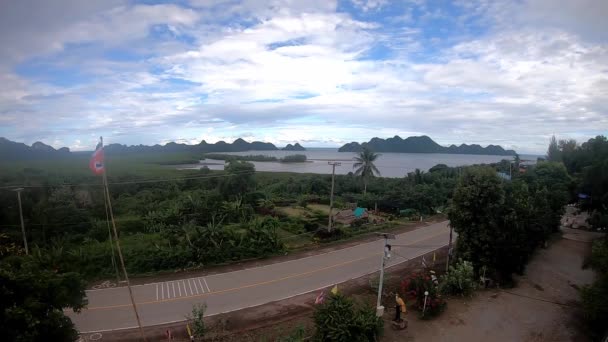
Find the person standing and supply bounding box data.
[395,294,406,322]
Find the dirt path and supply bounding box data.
[384,233,596,342]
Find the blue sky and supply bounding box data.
[0,0,607,153]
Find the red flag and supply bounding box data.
[89,145,105,175]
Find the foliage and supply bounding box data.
[448,166,567,281]
[439,259,477,297]
[0,152,464,279]
[353,147,381,194]
[547,135,562,162]
[219,160,256,199]
[401,270,446,318]
[561,136,608,222]
[189,303,207,339]
[313,293,383,342]
[203,153,278,162]
[580,239,608,339]
[0,255,87,342]
[280,154,307,163]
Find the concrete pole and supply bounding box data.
[327,162,341,232]
[14,188,28,255]
[376,237,387,316]
[445,223,453,273]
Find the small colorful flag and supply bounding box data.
[89,141,105,175]
[331,284,339,295]
[315,291,326,304]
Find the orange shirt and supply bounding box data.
[396,297,406,313]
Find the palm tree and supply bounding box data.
[353,147,381,195]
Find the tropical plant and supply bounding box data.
[189,303,207,339]
[439,259,477,296]
[313,293,383,341]
[353,147,381,194]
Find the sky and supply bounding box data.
[0,0,607,154]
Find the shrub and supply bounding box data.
[313,294,383,342]
[439,259,477,297]
[401,271,446,319]
[189,303,207,339]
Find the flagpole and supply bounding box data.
[99,137,147,342]
[102,182,121,283]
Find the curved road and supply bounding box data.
[67,221,450,333]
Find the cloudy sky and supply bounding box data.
[1,0,606,153]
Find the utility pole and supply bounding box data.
[375,232,395,317]
[327,162,341,232]
[13,188,28,255]
[445,223,453,273]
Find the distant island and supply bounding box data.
[282,143,306,151]
[338,135,517,156]
[0,137,280,160]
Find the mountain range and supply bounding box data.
[338,136,517,156]
[0,137,71,160]
[0,137,308,160]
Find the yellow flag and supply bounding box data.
[331,285,338,295]
[433,252,436,262]
[186,323,192,337]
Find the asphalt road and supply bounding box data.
[67,221,450,333]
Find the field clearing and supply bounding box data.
[306,203,331,214]
[277,206,310,217]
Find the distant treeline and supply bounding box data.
[204,153,307,163]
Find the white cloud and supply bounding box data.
[0,0,607,154]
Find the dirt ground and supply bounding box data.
[383,234,596,342]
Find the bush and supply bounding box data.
[313,294,382,342]
[401,271,446,319]
[439,259,477,297]
[189,303,206,339]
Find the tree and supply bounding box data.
[219,160,256,199]
[0,255,87,341]
[313,294,382,342]
[547,135,562,162]
[448,167,535,279]
[353,147,381,195]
